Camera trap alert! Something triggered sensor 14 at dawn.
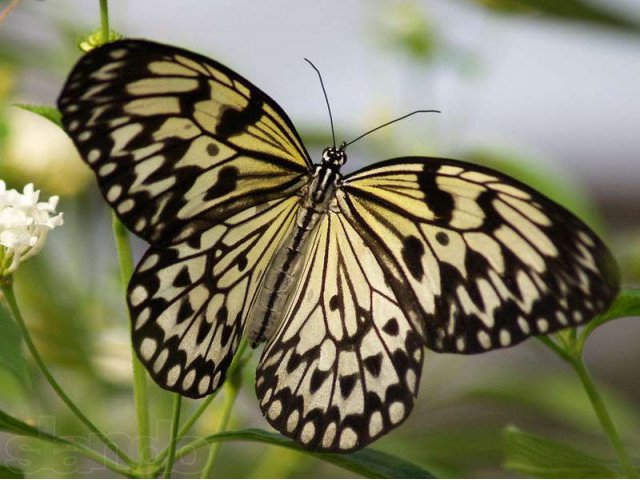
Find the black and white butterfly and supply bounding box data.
[58,39,619,452]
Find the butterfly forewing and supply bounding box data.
[339,158,619,354]
[58,39,312,397]
[58,39,311,244]
[256,212,423,452]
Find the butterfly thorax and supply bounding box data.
[246,147,346,346]
[306,145,346,206]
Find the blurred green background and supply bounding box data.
[0,0,639,477]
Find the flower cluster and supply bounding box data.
[0,181,63,276]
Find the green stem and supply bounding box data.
[112,214,151,467]
[536,336,572,362]
[199,339,249,478]
[0,279,133,466]
[154,339,250,465]
[163,394,182,479]
[178,393,218,439]
[99,0,109,42]
[154,393,219,466]
[200,382,240,478]
[568,355,638,477]
[65,441,135,478]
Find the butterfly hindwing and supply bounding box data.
[256,212,423,452]
[129,195,300,397]
[339,158,619,354]
[58,39,311,244]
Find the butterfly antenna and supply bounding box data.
[344,110,441,147]
[304,58,336,148]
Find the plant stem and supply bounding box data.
[200,382,241,478]
[65,441,135,478]
[199,339,249,478]
[569,355,638,478]
[163,394,182,479]
[99,0,109,42]
[155,339,250,466]
[154,393,219,466]
[112,214,151,468]
[178,393,218,439]
[0,278,133,466]
[536,336,572,362]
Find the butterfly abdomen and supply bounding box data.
[247,165,340,346]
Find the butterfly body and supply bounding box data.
[58,39,619,453]
[248,147,346,346]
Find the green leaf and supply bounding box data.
[467,373,640,436]
[475,0,640,34]
[187,428,435,478]
[503,426,625,478]
[0,409,66,444]
[0,464,24,479]
[578,289,640,348]
[592,288,640,323]
[0,302,30,386]
[12,104,62,128]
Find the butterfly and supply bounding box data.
[57,39,619,453]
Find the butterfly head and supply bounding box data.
[321,143,347,168]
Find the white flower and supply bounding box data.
[0,181,63,276]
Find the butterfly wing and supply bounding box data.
[338,157,619,353]
[256,212,423,452]
[58,39,311,244]
[130,195,300,397]
[58,39,311,396]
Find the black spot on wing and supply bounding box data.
[216,98,264,140]
[173,266,191,287]
[206,143,219,156]
[287,351,303,373]
[204,166,239,201]
[329,294,340,311]
[220,323,233,346]
[237,254,248,271]
[435,231,449,246]
[363,353,383,377]
[309,369,331,394]
[196,317,210,344]
[177,298,194,324]
[339,373,357,398]
[401,235,425,280]
[382,318,399,336]
[418,164,454,223]
[186,235,202,249]
[216,305,228,324]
